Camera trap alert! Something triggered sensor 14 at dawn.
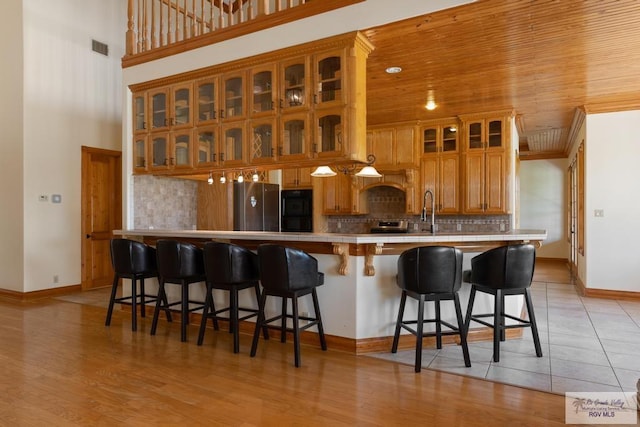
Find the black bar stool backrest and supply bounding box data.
[470,244,536,289]
[203,242,259,284]
[257,244,323,291]
[156,239,204,280]
[397,246,463,294]
[110,238,156,276]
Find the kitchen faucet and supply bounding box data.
[421,189,436,233]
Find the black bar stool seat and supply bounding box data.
[106,238,169,331]
[391,245,471,372]
[464,243,543,363]
[251,244,327,367]
[151,239,206,342]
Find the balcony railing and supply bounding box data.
[124,0,363,67]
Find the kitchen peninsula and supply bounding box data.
[114,228,546,353]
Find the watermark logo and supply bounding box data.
[565,392,637,424]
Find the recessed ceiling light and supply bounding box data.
[385,66,402,74]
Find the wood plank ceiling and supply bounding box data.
[363,0,640,158]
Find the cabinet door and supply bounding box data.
[132,92,147,134]
[149,88,170,131]
[250,118,276,164]
[485,150,506,213]
[282,169,299,189]
[280,57,308,112]
[463,152,485,213]
[195,126,218,168]
[280,113,309,160]
[486,118,505,150]
[421,157,438,207]
[314,50,344,108]
[395,126,417,168]
[172,83,192,128]
[222,72,245,121]
[367,129,394,168]
[196,78,218,125]
[250,65,276,117]
[172,131,192,169]
[296,167,312,187]
[323,173,353,214]
[150,133,169,170]
[439,154,460,213]
[133,135,148,173]
[221,124,245,166]
[314,108,344,158]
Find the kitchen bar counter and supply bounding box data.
[113,229,546,352]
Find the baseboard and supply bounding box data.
[0,284,82,302]
[575,280,640,301]
[536,257,568,264]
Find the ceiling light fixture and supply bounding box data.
[425,89,437,111]
[252,171,259,182]
[310,155,382,178]
[207,171,214,185]
[237,174,244,183]
[385,66,402,74]
[219,172,226,184]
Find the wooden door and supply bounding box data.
[81,146,121,290]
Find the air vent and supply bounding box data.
[92,39,109,56]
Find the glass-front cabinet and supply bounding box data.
[314,50,344,108]
[250,119,276,164]
[222,73,245,121]
[132,92,147,134]
[196,126,218,168]
[133,135,147,172]
[150,131,192,171]
[148,83,192,132]
[250,65,275,117]
[420,122,460,214]
[314,109,343,158]
[280,113,309,161]
[221,123,245,166]
[196,78,218,125]
[280,57,308,112]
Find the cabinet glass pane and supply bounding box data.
[198,83,216,122]
[443,126,458,152]
[174,134,190,166]
[284,63,305,108]
[488,120,503,147]
[152,136,167,167]
[317,56,341,103]
[468,122,482,149]
[252,124,273,160]
[423,128,437,153]
[252,71,273,114]
[283,119,305,155]
[152,93,167,129]
[174,88,190,126]
[225,77,243,118]
[317,114,341,153]
[134,138,146,168]
[224,128,243,161]
[134,96,146,131]
[198,130,216,164]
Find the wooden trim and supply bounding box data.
[122,0,365,68]
[0,284,82,302]
[536,257,567,263]
[575,282,640,301]
[520,152,567,161]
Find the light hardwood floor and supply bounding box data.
[0,261,573,426]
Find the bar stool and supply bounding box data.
[464,243,543,362]
[197,242,268,353]
[106,238,170,331]
[391,246,471,372]
[151,239,207,342]
[251,244,327,367]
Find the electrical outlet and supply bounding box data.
[53,275,59,283]
[337,222,341,229]
[39,195,48,202]
[594,209,604,217]
[456,223,462,232]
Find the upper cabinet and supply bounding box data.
[367,125,418,170]
[460,112,513,214]
[129,32,374,176]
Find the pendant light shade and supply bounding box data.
[310,166,337,177]
[355,165,382,178]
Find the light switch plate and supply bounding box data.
[594,209,604,217]
[51,194,62,204]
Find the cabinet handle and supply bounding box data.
[271,101,275,111]
[164,158,169,166]
[312,143,317,154]
[142,121,146,130]
[212,153,216,162]
[212,110,217,120]
[220,109,225,119]
[313,94,318,104]
[279,99,284,109]
[163,118,168,126]
[220,152,225,162]
[278,147,283,156]
[170,157,175,166]
[270,148,274,157]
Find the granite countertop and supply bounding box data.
[114,229,547,244]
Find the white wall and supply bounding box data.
[585,110,640,292]
[14,0,127,292]
[0,0,25,292]
[520,159,568,259]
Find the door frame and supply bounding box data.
[81,146,122,290]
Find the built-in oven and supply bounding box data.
[281,189,313,232]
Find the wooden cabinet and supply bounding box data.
[460,113,511,214]
[196,77,219,125]
[132,92,147,134]
[420,122,460,214]
[280,57,309,112]
[367,125,418,170]
[279,112,309,161]
[250,64,276,117]
[249,118,277,164]
[150,130,193,171]
[148,83,193,131]
[195,126,219,168]
[322,173,361,214]
[220,123,245,166]
[221,72,246,121]
[282,167,313,189]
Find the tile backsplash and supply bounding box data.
[133,175,198,229]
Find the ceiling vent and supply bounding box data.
[92,39,109,56]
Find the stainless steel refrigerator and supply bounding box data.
[233,182,280,231]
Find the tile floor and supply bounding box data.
[370,279,640,395]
